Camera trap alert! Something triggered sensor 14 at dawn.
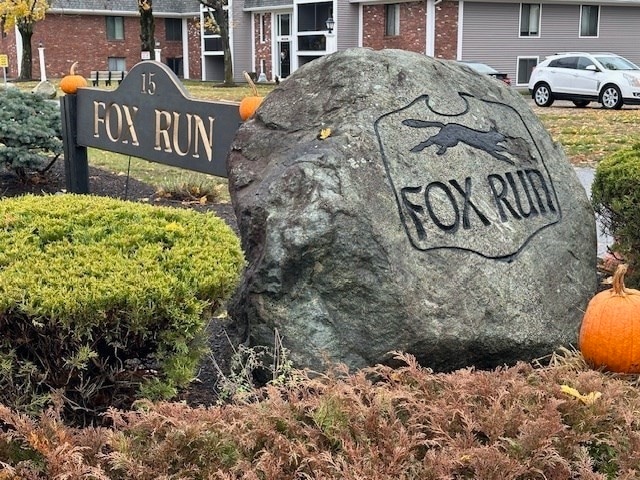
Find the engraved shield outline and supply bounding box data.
[374,92,562,262]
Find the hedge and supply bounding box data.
[0,194,244,424]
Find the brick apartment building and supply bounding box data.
[0,0,460,83]
[0,0,203,80]
[1,0,639,87]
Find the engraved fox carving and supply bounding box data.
[402,119,534,166]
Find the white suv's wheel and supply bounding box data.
[601,85,623,110]
[533,83,554,107]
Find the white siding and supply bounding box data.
[232,0,254,82]
[462,2,640,85]
[336,1,360,51]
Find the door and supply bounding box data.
[573,56,601,97]
[549,56,579,94]
[276,13,291,79]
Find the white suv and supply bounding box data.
[528,52,640,109]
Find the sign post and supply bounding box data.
[0,54,8,88]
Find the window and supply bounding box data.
[108,57,126,71]
[298,35,326,51]
[259,14,268,43]
[551,56,578,69]
[277,13,290,36]
[576,56,595,70]
[202,12,217,35]
[580,5,599,37]
[517,57,538,84]
[297,2,332,32]
[385,4,400,36]
[106,16,124,40]
[165,18,182,41]
[167,57,183,76]
[519,4,540,37]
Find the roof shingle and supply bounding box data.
[50,0,201,15]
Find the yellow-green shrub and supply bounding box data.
[0,194,244,425]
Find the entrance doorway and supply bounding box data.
[276,13,291,79]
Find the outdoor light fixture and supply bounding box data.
[325,16,334,34]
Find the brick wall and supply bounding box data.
[3,13,202,81]
[254,13,273,80]
[0,30,18,78]
[187,18,202,80]
[362,2,427,53]
[435,0,459,60]
[155,18,184,73]
[34,15,141,78]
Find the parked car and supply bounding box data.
[459,61,512,86]
[528,52,640,109]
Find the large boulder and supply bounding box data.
[227,48,597,372]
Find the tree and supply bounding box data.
[199,0,234,86]
[138,0,155,56]
[0,0,49,80]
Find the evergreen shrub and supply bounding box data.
[591,143,640,286]
[0,194,245,424]
[0,88,63,177]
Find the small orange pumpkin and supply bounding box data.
[239,71,264,121]
[59,62,88,94]
[579,263,640,373]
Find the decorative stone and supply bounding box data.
[227,48,597,373]
[32,80,57,99]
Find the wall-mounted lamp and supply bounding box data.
[325,16,335,34]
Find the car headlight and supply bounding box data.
[623,73,640,87]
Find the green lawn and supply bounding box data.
[533,106,640,166]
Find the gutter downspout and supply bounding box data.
[182,18,190,79]
[457,0,463,60]
[358,3,363,47]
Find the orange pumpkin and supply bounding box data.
[239,71,263,121]
[59,62,88,94]
[579,263,640,373]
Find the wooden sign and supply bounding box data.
[76,61,241,177]
[0,55,8,68]
[61,61,242,193]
